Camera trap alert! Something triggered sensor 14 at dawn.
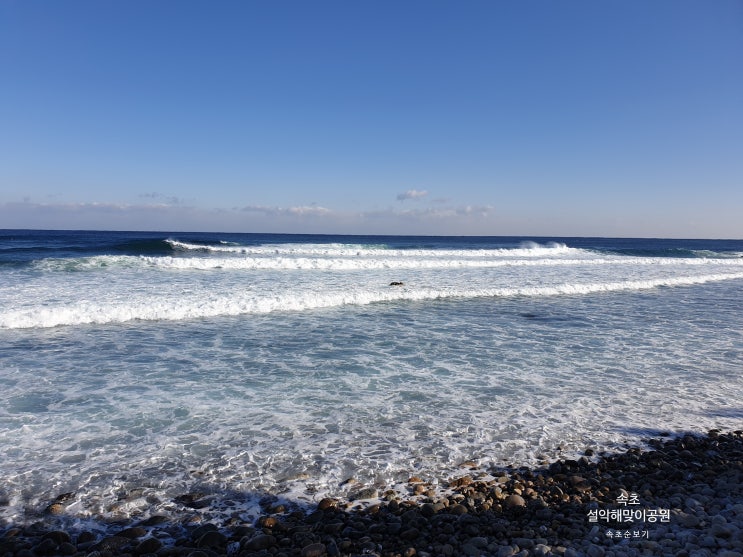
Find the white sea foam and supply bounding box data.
[3,237,743,528]
[29,251,743,273]
[133,255,743,271]
[1,274,742,527]
[2,271,742,329]
[166,238,582,258]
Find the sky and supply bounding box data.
[1,0,741,238]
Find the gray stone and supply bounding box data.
[468,537,488,548]
[449,503,468,515]
[421,502,438,517]
[497,546,519,557]
[462,543,481,556]
[350,487,379,500]
[505,494,526,508]
[301,543,327,557]
[93,536,131,552]
[513,537,534,549]
[326,540,340,556]
[712,523,734,539]
[678,512,701,528]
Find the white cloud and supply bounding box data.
[2,199,732,238]
[240,204,331,217]
[0,201,205,231]
[0,200,500,234]
[139,192,182,205]
[396,189,429,201]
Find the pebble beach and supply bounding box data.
[2,430,742,557]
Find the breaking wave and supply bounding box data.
[3,272,743,329]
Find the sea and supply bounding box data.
[1,229,742,532]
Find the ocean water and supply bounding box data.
[1,230,742,530]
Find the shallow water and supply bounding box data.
[1,231,742,527]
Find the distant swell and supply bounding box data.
[165,239,579,258]
[112,238,176,255]
[2,272,742,329]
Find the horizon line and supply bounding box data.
[2,227,742,242]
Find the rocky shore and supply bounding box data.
[2,430,742,557]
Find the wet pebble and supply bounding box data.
[2,430,742,557]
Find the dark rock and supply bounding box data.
[513,537,535,549]
[232,525,255,538]
[59,542,77,555]
[93,535,132,552]
[190,523,218,540]
[535,507,553,520]
[138,515,169,526]
[420,502,438,517]
[32,537,57,555]
[324,539,339,556]
[4,430,743,557]
[323,521,345,535]
[135,537,163,555]
[400,528,420,541]
[317,497,338,510]
[467,536,488,548]
[449,504,468,515]
[77,531,96,544]
[175,493,211,509]
[301,542,326,557]
[41,530,70,544]
[117,526,148,539]
[196,530,226,549]
[243,533,277,551]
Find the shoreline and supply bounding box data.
[1,430,742,557]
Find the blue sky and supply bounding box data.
[1,1,741,237]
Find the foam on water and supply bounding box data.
[2,267,743,329]
[2,281,742,526]
[166,238,580,258]
[1,233,743,530]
